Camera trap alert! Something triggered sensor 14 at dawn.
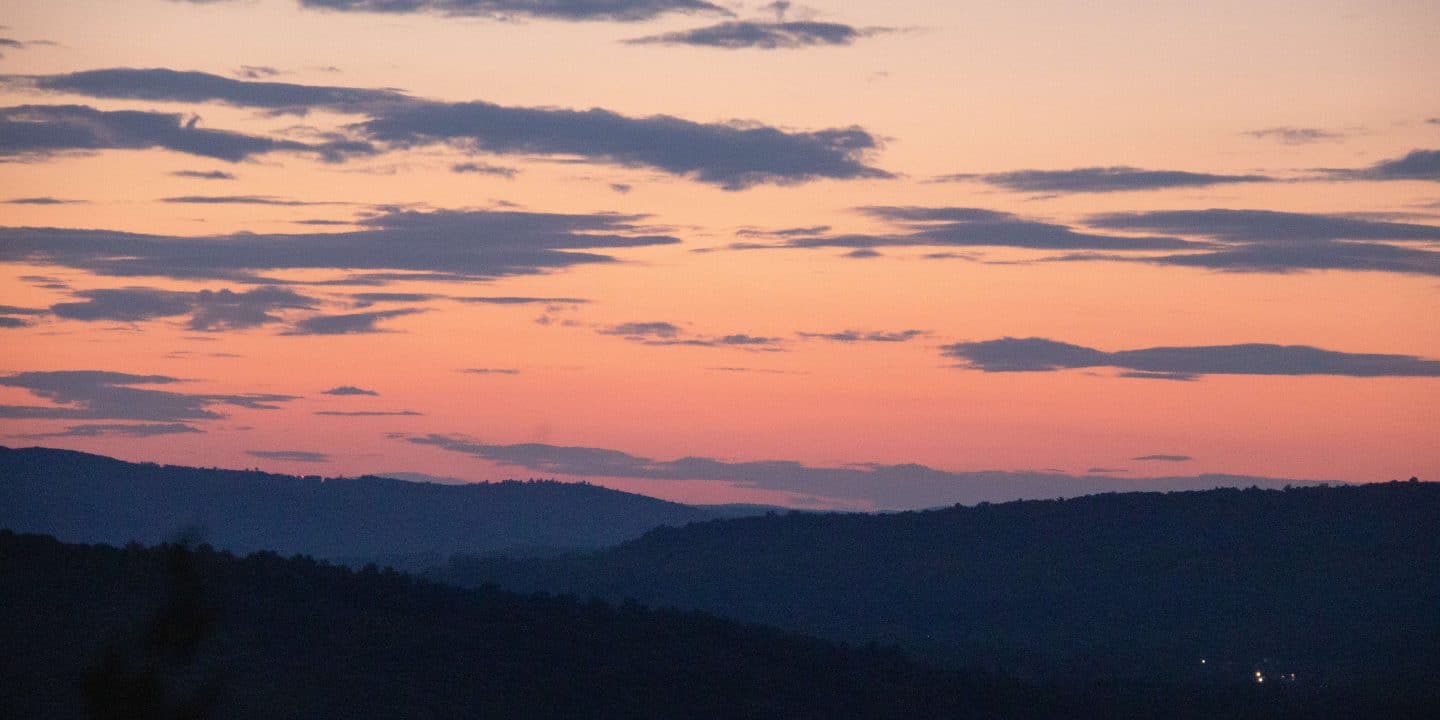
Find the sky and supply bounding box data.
[1,0,1437,510]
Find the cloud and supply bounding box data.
[729,206,1195,253]
[294,0,727,21]
[461,368,520,375]
[1072,208,1440,275]
[2,196,86,204]
[355,100,888,189]
[1087,209,1440,243]
[936,167,1275,194]
[159,195,343,205]
[14,422,203,438]
[0,305,47,315]
[15,67,408,114]
[600,321,682,339]
[0,370,299,421]
[626,20,893,50]
[0,317,32,328]
[797,329,925,343]
[940,337,1440,378]
[247,449,329,462]
[283,308,424,335]
[15,68,886,187]
[234,65,281,79]
[314,410,422,416]
[451,161,517,178]
[321,385,378,396]
[404,433,1326,509]
[0,104,376,162]
[455,295,589,304]
[1245,127,1345,145]
[1134,454,1192,462]
[170,169,237,180]
[599,321,783,349]
[1323,149,1440,182]
[0,207,680,283]
[49,286,317,330]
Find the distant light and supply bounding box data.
[1200,659,1207,664]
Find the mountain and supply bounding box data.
[0,445,770,564]
[438,481,1440,690]
[4,531,1430,720]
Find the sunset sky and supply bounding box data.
[1,0,1437,509]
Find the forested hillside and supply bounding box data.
[441,481,1440,690]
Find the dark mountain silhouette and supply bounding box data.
[0,445,772,565]
[440,481,1440,691]
[4,531,1433,720]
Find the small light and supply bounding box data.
[1200,659,1206,664]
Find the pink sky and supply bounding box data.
[1,0,1437,508]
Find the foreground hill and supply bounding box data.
[0,446,765,564]
[2,531,1428,719]
[440,481,1440,690]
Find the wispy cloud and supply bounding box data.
[405,433,1323,509]
[247,449,330,462]
[49,287,317,330]
[0,207,680,283]
[626,20,894,50]
[940,337,1440,378]
[320,385,378,396]
[0,370,299,421]
[282,308,425,335]
[1245,127,1346,145]
[936,167,1275,194]
[599,321,784,349]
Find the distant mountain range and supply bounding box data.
[442,481,1440,688]
[0,446,772,566]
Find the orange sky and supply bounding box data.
[1,0,1437,508]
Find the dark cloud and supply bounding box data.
[0,370,299,421]
[797,329,925,343]
[729,206,1194,253]
[282,308,424,335]
[1088,209,1440,242]
[0,104,376,162]
[0,304,48,316]
[16,67,408,113]
[0,207,680,283]
[1134,455,1192,462]
[1075,209,1440,276]
[321,385,379,395]
[456,295,590,304]
[600,321,682,339]
[451,161,517,178]
[1086,467,1128,474]
[170,169,237,180]
[1245,127,1344,145]
[15,68,885,188]
[234,65,281,79]
[599,321,784,349]
[940,337,1440,378]
[314,410,422,416]
[15,422,203,438]
[49,286,317,330]
[626,21,892,50]
[2,196,86,204]
[937,167,1275,194]
[405,433,1324,509]
[247,449,329,462]
[461,368,520,375]
[295,0,727,21]
[1323,149,1440,182]
[609,183,631,194]
[159,195,343,205]
[0,317,31,328]
[356,100,888,189]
